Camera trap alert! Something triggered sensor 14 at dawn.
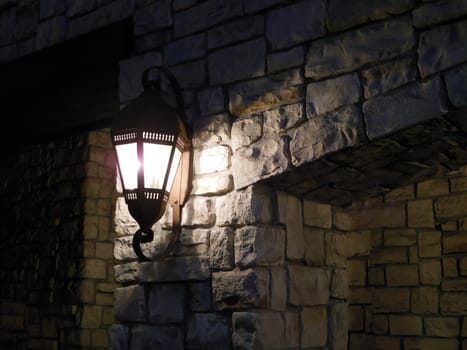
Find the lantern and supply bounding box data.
[111,66,191,261]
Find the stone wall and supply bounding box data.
[0,129,116,349]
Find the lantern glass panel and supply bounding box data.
[143,143,181,190]
[166,148,182,191]
[115,143,139,190]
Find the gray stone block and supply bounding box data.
[114,285,147,322]
[306,73,361,117]
[134,0,171,35]
[110,324,129,350]
[267,46,304,73]
[418,20,467,77]
[290,105,364,167]
[67,0,96,17]
[174,0,242,38]
[413,0,467,28]
[263,103,304,135]
[207,15,263,49]
[114,262,139,284]
[0,8,15,46]
[445,63,467,108]
[266,0,325,50]
[231,115,263,151]
[35,15,67,50]
[137,256,210,282]
[171,59,206,89]
[15,5,39,40]
[209,38,265,85]
[193,113,231,148]
[210,227,234,271]
[130,325,183,350]
[363,78,447,140]
[228,69,304,117]
[306,17,414,79]
[39,0,65,19]
[187,314,230,349]
[181,196,216,226]
[328,0,413,32]
[198,87,225,116]
[189,281,212,312]
[148,284,186,323]
[244,0,287,13]
[165,33,206,66]
[361,57,417,99]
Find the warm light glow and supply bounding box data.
[116,143,139,189]
[143,144,182,191]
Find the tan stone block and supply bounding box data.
[442,279,467,292]
[96,293,113,306]
[384,229,417,246]
[349,287,372,304]
[450,177,467,192]
[349,333,373,349]
[349,305,364,331]
[80,329,91,347]
[304,227,324,266]
[95,242,114,259]
[348,260,366,286]
[284,312,300,349]
[370,247,407,265]
[417,178,449,198]
[334,203,406,230]
[420,259,442,285]
[83,259,106,279]
[330,302,348,350]
[389,315,422,335]
[425,317,459,337]
[347,230,371,257]
[92,329,109,348]
[412,287,439,314]
[409,246,418,264]
[386,264,418,287]
[435,193,467,219]
[372,229,383,248]
[460,257,467,276]
[372,315,388,335]
[270,267,286,311]
[288,265,329,306]
[403,337,458,350]
[463,317,467,336]
[443,233,467,254]
[373,288,410,313]
[83,241,95,258]
[102,306,114,325]
[303,200,332,228]
[385,184,415,202]
[284,195,304,260]
[325,230,348,267]
[419,231,441,257]
[81,306,102,328]
[368,267,385,286]
[97,282,115,293]
[443,257,459,277]
[408,199,435,228]
[80,280,95,303]
[301,306,327,347]
[331,268,348,299]
[442,221,458,231]
[375,336,400,350]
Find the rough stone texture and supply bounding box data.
[134,0,171,35]
[110,324,129,350]
[288,265,330,306]
[197,88,225,117]
[193,113,230,148]
[413,0,467,28]
[301,306,327,347]
[373,288,410,313]
[291,105,365,167]
[445,63,467,108]
[209,38,265,85]
[327,0,413,31]
[330,302,349,350]
[443,233,467,254]
[192,172,233,196]
[194,145,231,175]
[231,115,263,151]
[148,284,185,323]
[277,192,304,260]
[208,15,264,49]
[181,196,216,227]
[266,0,325,49]
[263,103,304,136]
[420,259,442,285]
[114,285,146,323]
[209,227,234,270]
[186,313,230,349]
[267,46,304,73]
[306,73,361,117]
[130,325,183,350]
[412,287,439,314]
[418,20,467,77]
[212,269,270,310]
[165,33,206,66]
[306,17,414,79]
[137,257,210,282]
[303,200,332,228]
[304,228,325,266]
[425,317,460,337]
[403,338,458,350]
[408,199,435,228]
[363,78,446,140]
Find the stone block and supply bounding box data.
[231,115,263,151]
[263,103,304,136]
[197,88,225,117]
[232,136,289,190]
[385,184,415,202]
[134,0,171,35]
[420,259,442,285]
[329,302,348,350]
[412,287,439,314]
[283,312,300,348]
[187,314,230,349]
[408,199,435,228]
[91,329,108,348]
[419,231,441,257]
[193,113,230,148]
[267,46,304,73]
[111,324,129,350]
[331,268,348,299]
[194,145,231,175]
[417,178,450,198]
[413,0,467,27]
[384,229,417,246]
[347,231,372,257]
[35,15,67,50]
[349,306,364,331]
[307,73,361,117]
[325,230,349,267]
[170,59,206,89]
[403,338,458,350]
[303,200,332,228]
[216,186,272,226]
[276,194,304,260]
[270,267,287,311]
[371,247,408,265]
[418,20,467,77]
[189,282,212,312]
[444,257,459,278]
[212,268,270,310]
[209,227,234,271]
[349,287,372,304]
[138,256,210,282]
[208,15,264,49]
[174,0,242,37]
[327,0,413,31]
[181,196,216,227]
[372,315,389,335]
[130,325,183,350]
[460,258,467,276]
[114,262,138,284]
[425,317,459,337]
[15,5,39,40]
[288,265,330,306]
[114,285,146,323]
[304,228,325,266]
[363,78,446,140]
[83,259,106,279]
[232,311,286,350]
[442,279,467,292]
[148,284,185,323]
[266,0,325,49]
[291,105,364,167]
[362,57,417,99]
[348,260,366,287]
[373,288,410,313]
[209,38,265,85]
[67,0,96,17]
[386,265,418,287]
[368,267,385,286]
[305,17,414,79]
[0,8,15,46]
[39,0,66,19]
[301,306,327,347]
[389,315,422,335]
[349,334,373,349]
[234,226,285,268]
[451,176,467,193]
[436,193,467,219]
[244,0,286,13]
[374,336,399,350]
[81,305,102,329]
[443,233,467,254]
[445,63,467,108]
[442,293,467,315]
[165,33,206,67]
[228,69,304,117]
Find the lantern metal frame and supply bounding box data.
[111,66,192,261]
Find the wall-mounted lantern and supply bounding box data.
[111,66,191,261]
